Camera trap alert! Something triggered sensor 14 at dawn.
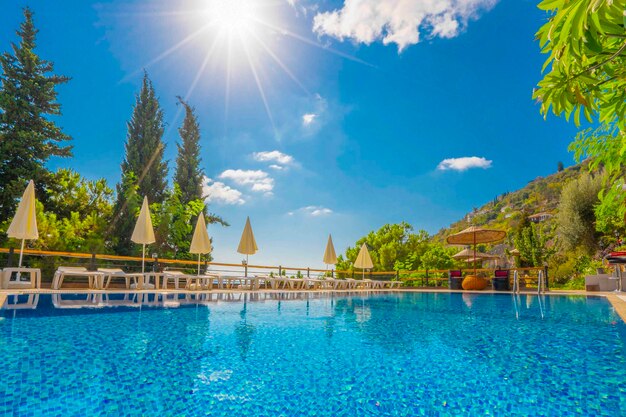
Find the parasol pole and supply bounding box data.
[197,253,201,276]
[18,239,25,268]
[473,233,477,275]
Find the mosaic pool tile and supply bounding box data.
[0,293,625,416]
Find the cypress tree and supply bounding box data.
[112,72,167,254]
[0,7,72,220]
[119,71,168,204]
[111,171,142,255]
[174,96,204,205]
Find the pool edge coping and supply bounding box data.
[2,289,626,323]
[606,294,626,323]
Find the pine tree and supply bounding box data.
[119,71,168,204]
[174,97,204,205]
[0,7,72,220]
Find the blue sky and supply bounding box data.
[0,0,579,267]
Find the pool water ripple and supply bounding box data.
[0,292,625,416]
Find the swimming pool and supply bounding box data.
[0,292,625,416]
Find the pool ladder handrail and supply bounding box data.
[512,270,519,294]
[537,270,546,295]
[512,270,546,294]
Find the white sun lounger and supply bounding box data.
[221,276,259,290]
[344,278,362,289]
[1,267,41,289]
[266,275,291,289]
[302,277,323,290]
[254,274,276,289]
[98,268,145,289]
[52,267,106,289]
[185,273,221,290]
[319,277,346,290]
[161,270,190,290]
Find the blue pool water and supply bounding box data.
[1,292,625,416]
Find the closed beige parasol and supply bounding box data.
[237,217,258,275]
[190,213,212,275]
[354,243,374,279]
[323,234,338,266]
[131,196,156,273]
[7,180,39,267]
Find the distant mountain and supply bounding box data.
[432,163,585,243]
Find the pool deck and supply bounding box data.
[2,288,626,323]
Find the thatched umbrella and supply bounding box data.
[452,248,499,260]
[447,227,506,275]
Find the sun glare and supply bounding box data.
[205,0,256,34]
[119,0,371,138]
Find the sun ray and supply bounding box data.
[224,33,234,135]
[160,36,223,147]
[255,19,377,68]
[241,30,276,137]
[184,36,221,102]
[248,30,310,96]
[120,22,213,82]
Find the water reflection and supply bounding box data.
[235,294,255,361]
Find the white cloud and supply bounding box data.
[269,164,284,170]
[437,156,492,172]
[203,177,245,205]
[289,205,334,217]
[313,0,498,52]
[302,113,317,126]
[252,150,294,166]
[219,169,274,193]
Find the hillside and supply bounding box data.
[432,163,585,243]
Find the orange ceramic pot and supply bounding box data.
[462,275,488,291]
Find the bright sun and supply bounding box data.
[205,0,257,34]
[122,0,366,137]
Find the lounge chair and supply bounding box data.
[129,278,155,290]
[320,277,347,290]
[98,268,145,289]
[187,273,221,290]
[492,269,510,291]
[448,270,463,290]
[1,267,42,289]
[286,277,306,290]
[269,275,291,289]
[303,277,323,290]
[382,280,403,289]
[52,267,105,290]
[344,278,360,289]
[221,275,259,290]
